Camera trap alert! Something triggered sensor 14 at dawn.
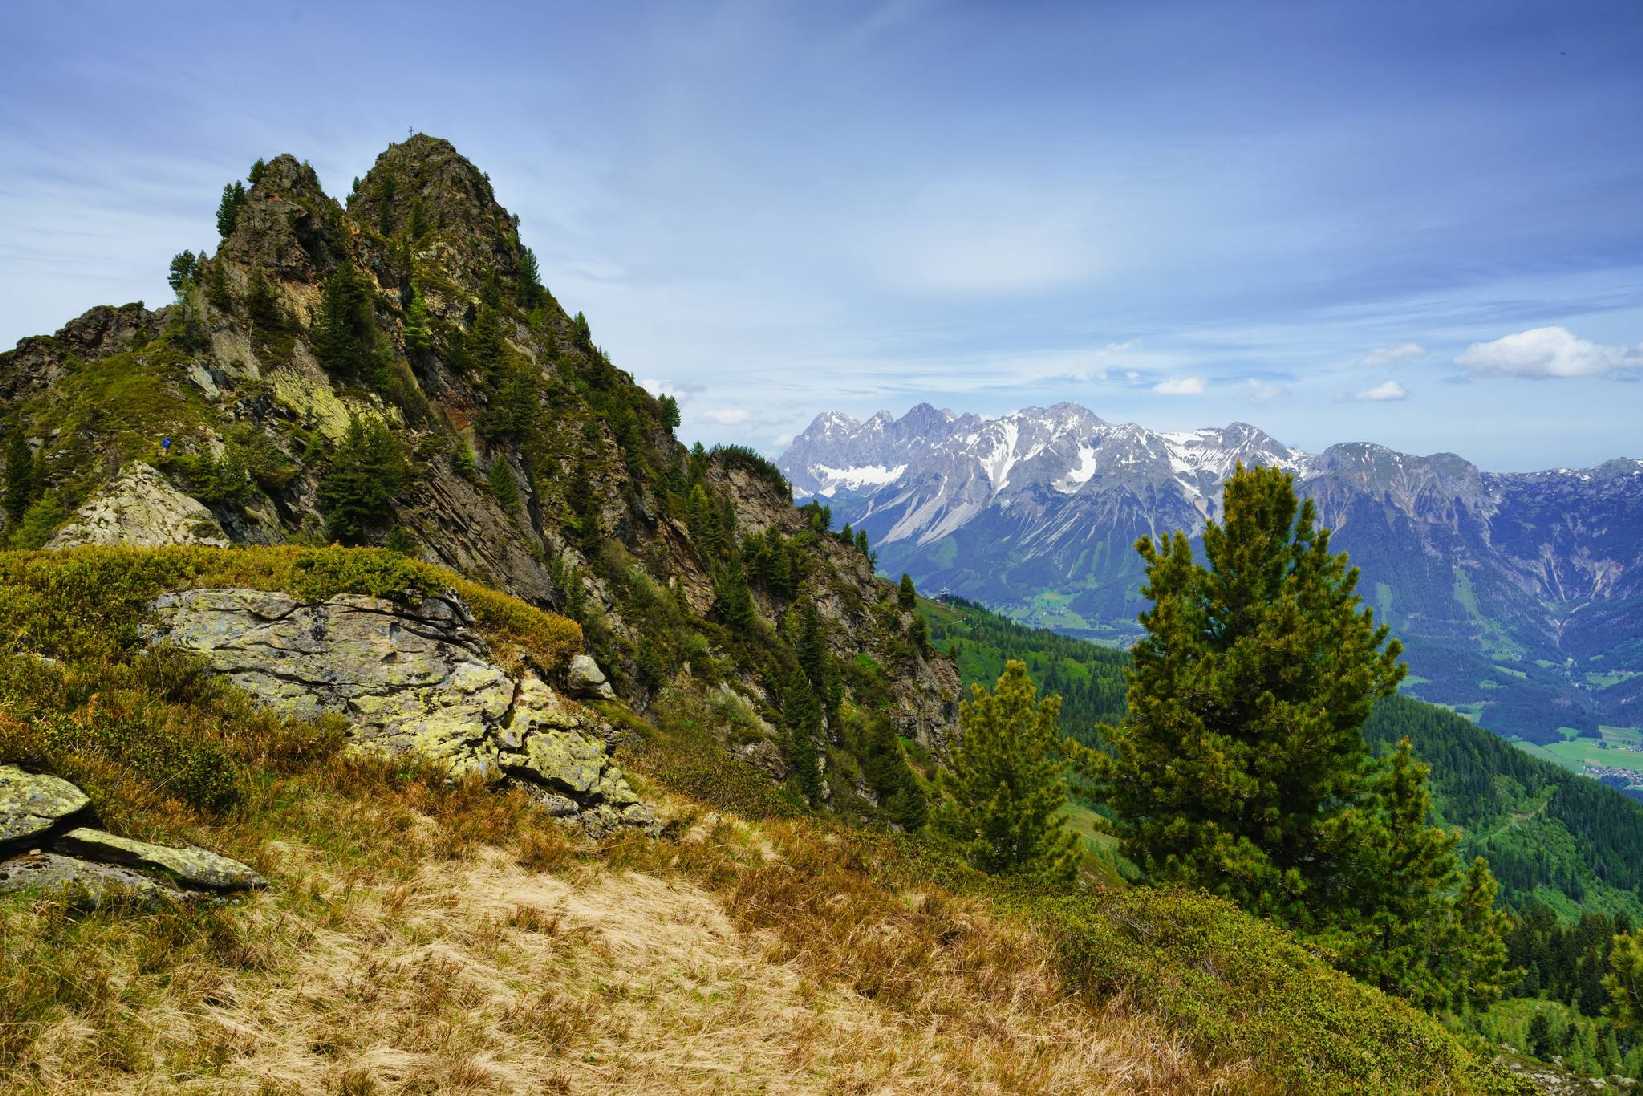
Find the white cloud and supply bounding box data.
[1243,379,1286,401]
[1356,380,1408,401]
[1362,341,1424,367]
[1457,326,1638,378]
[1153,376,1206,396]
[697,407,753,426]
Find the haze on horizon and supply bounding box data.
[1,1,1639,471]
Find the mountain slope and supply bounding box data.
[0,137,958,813]
[782,403,1643,745]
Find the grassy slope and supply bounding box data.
[0,546,1523,1094]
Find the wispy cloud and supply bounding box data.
[1356,380,1408,401]
[1361,342,1424,367]
[1457,326,1639,378]
[1153,376,1206,396]
[696,407,753,425]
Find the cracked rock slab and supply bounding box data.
[54,828,267,892]
[0,852,181,906]
[146,587,655,832]
[0,765,91,853]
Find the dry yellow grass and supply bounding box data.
[4,817,1239,1095]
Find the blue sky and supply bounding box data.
[2,1,1640,470]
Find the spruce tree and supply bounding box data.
[782,668,823,802]
[898,573,917,610]
[314,262,379,385]
[216,180,247,238]
[1101,464,1404,916]
[317,417,407,545]
[933,660,1079,884]
[3,427,32,525]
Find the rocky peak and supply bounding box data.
[351,134,526,292]
[220,152,346,283]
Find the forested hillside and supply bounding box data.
[925,595,1643,923]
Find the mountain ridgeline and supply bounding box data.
[781,403,1643,751]
[0,137,958,816]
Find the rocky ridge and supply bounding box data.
[0,134,958,824]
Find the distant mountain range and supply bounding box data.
[778,402,1643,748]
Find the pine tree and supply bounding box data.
[933,661,1079,884]
[317,417,407,545]
[796,601,835,712]
[1101,464,1404,916]
[167,250,199,293]
[1527,1011,1554,1058]
[1101,464,1509,1009]
[216,180,247,238]
[659,394,681,431]
[1451,856,1513,1012]
[314,262,381,386]
[517,244,544,307]
[898,573,917,611]
[782,668,823,803]
[1605,931,1643,1030]
[3,427,32,525]
[864,714,927,831]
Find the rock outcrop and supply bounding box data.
[48,463,230,549]
[0,767,90,853]
[144,588,654,834]
[0,764,264,905]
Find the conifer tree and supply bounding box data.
[314,262,380,385]
[216,180,247,238]
[1102,463,1509,1009]
[898,573,917,611]
[934,660,1079,884]
[1605,931,1643,1030]
[3,427,32,525]
[796,601,834,711]
[782,667,823,802]
[1101,464,1404,916]
[167,250,198,293]
[317,417,407,545]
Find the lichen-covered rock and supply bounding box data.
[567,653,616,700]
[53,828,266,892]
[0,765,91,853]
[48,463,229,549]
[0,852,179,906]
[145,587,654,831]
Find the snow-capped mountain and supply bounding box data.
[778,403,1643,745]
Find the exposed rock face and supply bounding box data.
[48,463,230,548]
[0,767,90,853]
[0,302,167,403]
[220,154,347,284]
[144,588,653,834]
[0,764,263,905]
